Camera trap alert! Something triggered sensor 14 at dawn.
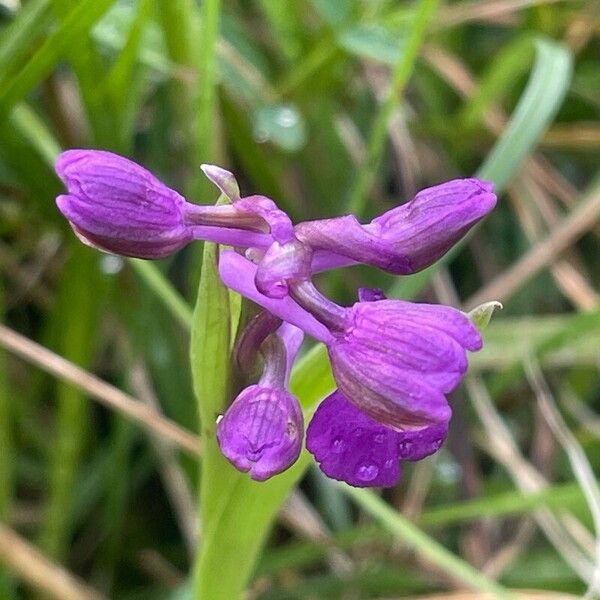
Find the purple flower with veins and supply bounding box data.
[217,318,305,480]
[56,150,276,258]
[301,179,497,274]
[54,149,496,487]
[219,253,481,486]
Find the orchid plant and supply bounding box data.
[55,148,497,594]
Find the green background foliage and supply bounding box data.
[0,0,598,598]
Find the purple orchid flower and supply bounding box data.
[55,150,275,258]
[218,252,481,486]
[298,178,496,274]
[54,150,495,488]
[217,320,305,480]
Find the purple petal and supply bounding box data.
[306,390,448,487]
[361,300,482,351]
[253,239,312,298]
[358,287,387,302]
[217,385,304,481]
[371,178,497,272]
[218,251,333,343]
[397,421,448,461]
[277,323,304,383]
[296,215,412,274]
[235,195,294,244]
[310,250,357,273]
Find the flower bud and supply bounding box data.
[216,385,304,481]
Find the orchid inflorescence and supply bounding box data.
[55,149,497,488]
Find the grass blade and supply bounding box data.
[0,0,118,116]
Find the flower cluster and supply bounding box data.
[56,149,496,487]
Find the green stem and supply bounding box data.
[344,486,514,598]
[346,0,438,217]
[0,286,14,593]
[39,245,103,561]
[190,238,233,600]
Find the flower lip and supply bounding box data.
[306,389,449,487]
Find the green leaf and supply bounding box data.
[390,37,574,300]
[478,38,573,193]
[339,24,405,65]
[0,0,118,116]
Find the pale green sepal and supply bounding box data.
[468,300,503,331]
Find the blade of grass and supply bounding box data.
[390,37,573,300]
[346,0,439,217]
[343,486,513,597]
[10,104,62,167]
[0,0,118,117]
[0,522,107,600]
[50,0,114,146]
[101,0,153,152]
[466,178,600,309]
[0,286,14,594]
[0,324,201,456]
[0,0,52,83]
[421,481,591,528]
[157,0,201,180]
[478,38,573,192]
[196,0,221,168]
[127,259,193,330]
[38,246,105,561]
